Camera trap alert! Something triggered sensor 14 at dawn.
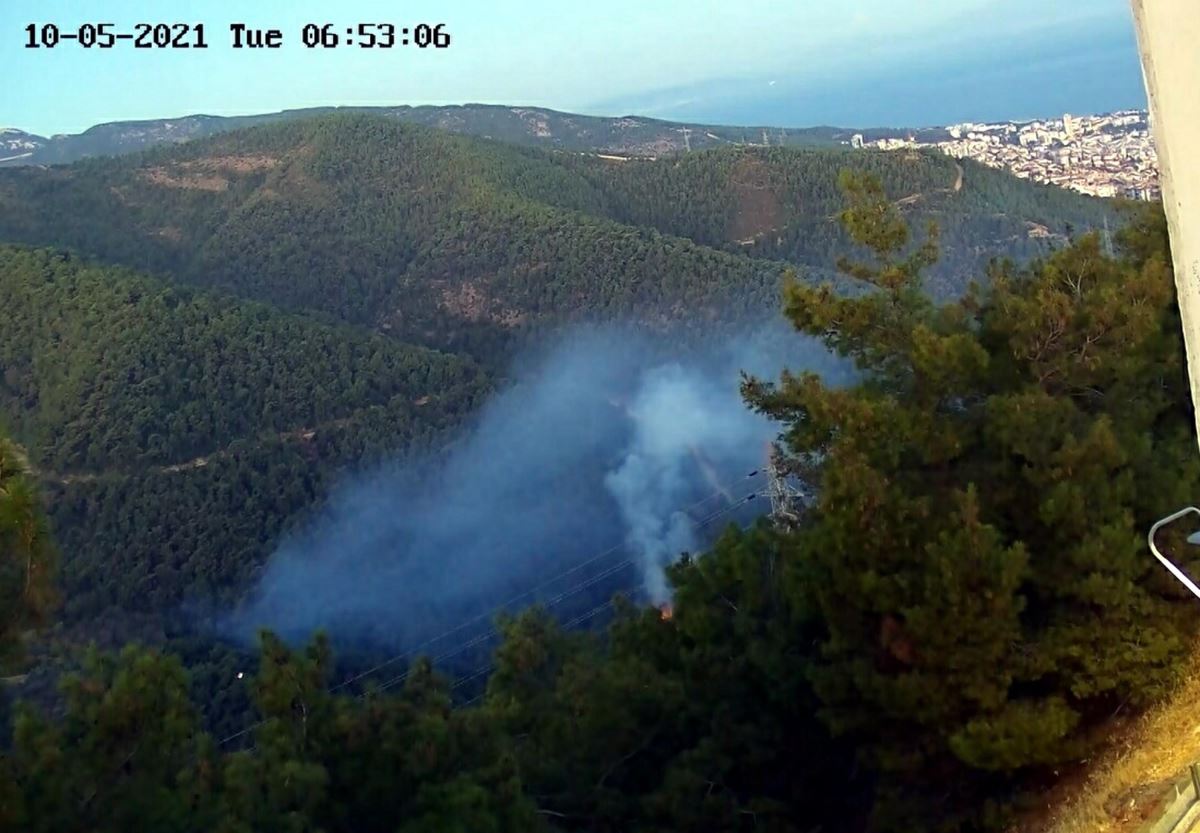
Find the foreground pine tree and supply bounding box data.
[0,435,57,668]
[744,172,1200,826]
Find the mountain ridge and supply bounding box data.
[0,113,1110,363]
[0,103,952,168]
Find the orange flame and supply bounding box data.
[659,603,674,621]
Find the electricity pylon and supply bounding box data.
[765,444,804,529]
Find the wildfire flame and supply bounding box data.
[659,603,674,621]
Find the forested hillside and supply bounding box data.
[1,181,1193,833]
[0,112,1166,833]
[0,113,1123,714]
[0,246,488,621]
[558,147,1112,297]
[0,117,774,360]
[0,115,1110,362]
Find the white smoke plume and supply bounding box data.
[225,323,850,648]
[604,362,773,602]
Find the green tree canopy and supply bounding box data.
[0,434,56,667]
[744,174,1199,827]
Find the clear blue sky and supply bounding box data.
[4,0,1143,135]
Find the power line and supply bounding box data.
[376,494,763,697]
[373,488,764,696]
[217,471,765,746]
[328,471,762,695]
[450,662,495,691]
[454,597,622,708]
[218,555,636,744]
[375,627,508,694]
[562,597,618,629]
[693,491,764,529]
[373,558,635,694]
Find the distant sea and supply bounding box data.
[597,20,1147,129]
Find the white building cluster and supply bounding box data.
[859,110,1160,200]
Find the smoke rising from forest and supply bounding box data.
[226,324,850,648]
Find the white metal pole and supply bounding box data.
[1130,0,1200,450]
[1148,507,1200,599]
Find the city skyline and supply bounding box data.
[861,110,1159,200]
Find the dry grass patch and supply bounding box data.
[1030,656,1200,833]
[141,167,229,192]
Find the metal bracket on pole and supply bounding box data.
[1148,506,1200,599]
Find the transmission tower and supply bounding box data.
[766,444,804,528]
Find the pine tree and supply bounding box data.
[7,647,214,833]
[744,178,1199,826]
[0,435,57,668]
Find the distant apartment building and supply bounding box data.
[856,110,1160,200]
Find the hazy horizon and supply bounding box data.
[5,0,1144,136]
